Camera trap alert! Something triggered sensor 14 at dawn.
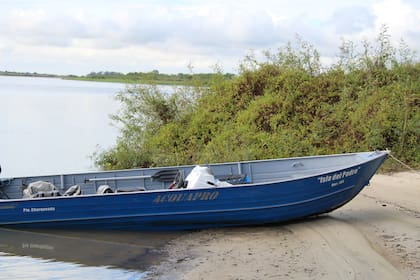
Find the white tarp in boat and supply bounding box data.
[23,181,60,198]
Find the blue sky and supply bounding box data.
[0,0,419,75]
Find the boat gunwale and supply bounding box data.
[3,150,383,180]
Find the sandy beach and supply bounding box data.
[147,172,420,280]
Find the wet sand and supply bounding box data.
[147,172,420,280]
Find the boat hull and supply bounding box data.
[0,151,388,230]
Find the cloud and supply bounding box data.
[330,6,375,34]
[0,0,419,74]
[0,9,88,47]
[373,0,420,48]
[0,4,283,49]
[95,4,285,50]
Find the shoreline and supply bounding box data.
[146,171,420,280]
[0,72,214,86]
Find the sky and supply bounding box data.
[0,0,419,75]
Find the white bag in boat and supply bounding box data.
[185,166,231,188]
[186,166,216,188]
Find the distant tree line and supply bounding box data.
[0,71,58,78]
[0,70,235,87]
[86,71,123,77]
[78,70,235,86]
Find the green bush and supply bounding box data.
[94,28,419,171]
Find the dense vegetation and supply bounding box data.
[93,29,419,171]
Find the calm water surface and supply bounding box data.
[0,75,123,178]
[0,76,180,279]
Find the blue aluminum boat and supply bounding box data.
[0,151,388,230]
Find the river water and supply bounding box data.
[0,76,124,178]
[0,76,180,279]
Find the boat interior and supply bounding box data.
[0,151,379,200]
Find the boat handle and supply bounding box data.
[85,175,152,183]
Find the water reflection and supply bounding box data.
[0,228,183,279]
[0,253,144,280]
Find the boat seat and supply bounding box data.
[0,178,12,187]
[64,185,82,196]
[31,190,61,198]
[0,185,9,199]
[97,185,113,194]
[151,169,182,182]
[216,174,251,184]
[0,190,8,199]
[168,170,186,189]
[0,178,13,199]
[116,187,146,193]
